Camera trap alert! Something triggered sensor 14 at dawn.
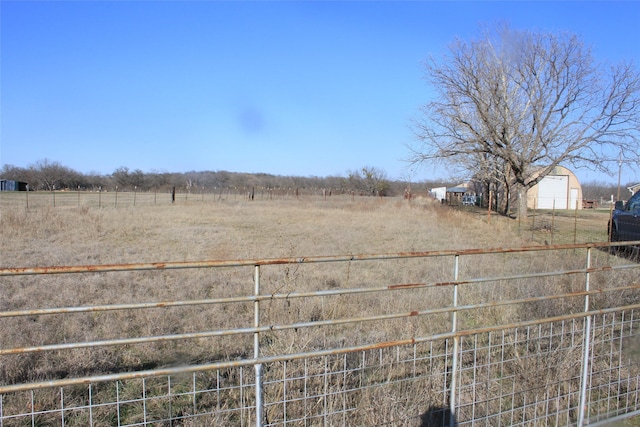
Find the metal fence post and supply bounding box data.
[449,254,460,427]
[254,265,264,427]
[578,247,593,426]
[573,200,579,245]
[551,200,556,244]
[531,206,536,241]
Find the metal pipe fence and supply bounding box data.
[1,242,640,426]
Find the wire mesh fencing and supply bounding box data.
[517,208,612,245]
[1,242,640,426]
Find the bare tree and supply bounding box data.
[30,159,77,191]
[466,153,513,213]
[411,24,640,218]
[0,164,30,184]
[348,166,390,196]
[112,166,132,190]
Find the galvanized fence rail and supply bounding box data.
[1,242,640,426]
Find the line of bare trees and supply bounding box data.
[1,160,444,198]
[1,158,624,204]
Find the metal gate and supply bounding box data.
[1,242,640,426]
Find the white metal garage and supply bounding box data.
[527,166,583,210]
[537,175,568,209]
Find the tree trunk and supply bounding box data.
[485,182,491,209]
[503,189,510,216]
[517,185,528,220]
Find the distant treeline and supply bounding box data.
[0,160,447,197]
[1,159,625,201]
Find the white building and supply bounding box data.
[527,166,583,210]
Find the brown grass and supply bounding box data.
[1,196,520,375]
[0,194,637,425]
[0,195,520,264]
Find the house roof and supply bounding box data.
[446,186,469,194]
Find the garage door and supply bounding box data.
[537,175,568,209]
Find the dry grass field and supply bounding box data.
[0,193,635,425]
[0,192,529,265]
[2,194,519,372]
[0,190,613,264]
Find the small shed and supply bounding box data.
[0,179,28,191]
[446,185,473,206]
[527,166,582,210]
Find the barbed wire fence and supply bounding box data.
[0,187,370,209]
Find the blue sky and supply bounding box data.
[1,1,639,184]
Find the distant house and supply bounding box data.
[0,179,28,191]
[446,184,475,206]
[526,166,582,210]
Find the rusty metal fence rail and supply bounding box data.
[1,242,640,426]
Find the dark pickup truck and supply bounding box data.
[609,190,640,245]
